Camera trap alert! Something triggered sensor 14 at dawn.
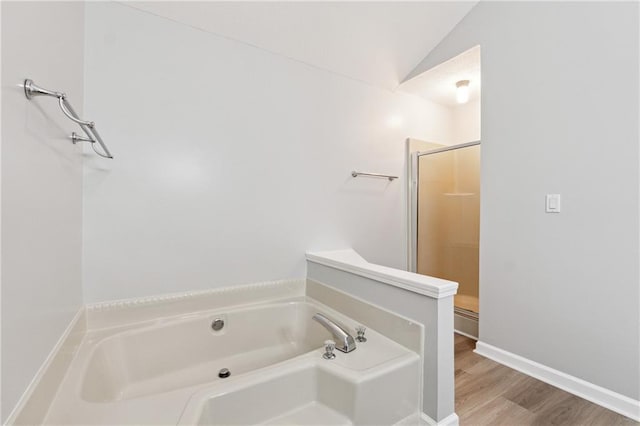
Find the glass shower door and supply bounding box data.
[416,144,480,314]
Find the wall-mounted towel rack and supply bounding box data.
[23,79,113,159]
[351,171,398,181]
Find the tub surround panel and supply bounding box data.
[8,309,86,426]
[306,250,457,423]
[307,280,422,354]
[86,279,305,330]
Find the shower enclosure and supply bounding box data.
[409,141,480,337]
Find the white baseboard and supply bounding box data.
[421,412,459,426]
[475,341,640,422]
[454,329,478,341]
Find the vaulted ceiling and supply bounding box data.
[398,45,481,106]
[122,1,477,91]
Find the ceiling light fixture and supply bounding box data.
[456,80,470,104]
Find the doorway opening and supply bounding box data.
[401,46,481,339]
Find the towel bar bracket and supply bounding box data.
[23,79,113,159]
[71,132,94,144]
[24,79,64,100]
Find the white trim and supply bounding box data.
[86,278,303,311]
[454,329,478,341]
[475,341,640,422]
[405,138,418,272]
[416,140,480,157]
[86,279,307,330]
[306,249,458,299]
[4,308,85,425]
[420,412,459,426]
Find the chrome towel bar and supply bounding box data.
[351,171,398,181]
[23,79,113,159]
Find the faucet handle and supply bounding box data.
[323,340,336,359]
[356,325,367,342]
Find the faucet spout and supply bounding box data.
[312,313,356,353]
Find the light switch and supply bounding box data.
[546,194,561,213]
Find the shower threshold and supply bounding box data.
[454,305,478,340]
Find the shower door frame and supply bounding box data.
[408,140,481,273]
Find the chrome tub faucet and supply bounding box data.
[312,313,356,353]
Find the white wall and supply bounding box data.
[82,2,452,303]
[1,2,85,421]
[410,2,640,400]
[451,99,480,145]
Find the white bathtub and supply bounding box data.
[45,299,421,425]
[81,302,330,402]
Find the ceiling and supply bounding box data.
[398,45,481,107]
[121,1,477,91]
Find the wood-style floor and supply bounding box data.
[455,334,638,426]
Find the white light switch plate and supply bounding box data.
[546,194,561,213]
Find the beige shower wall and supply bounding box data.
[417,145,480,309]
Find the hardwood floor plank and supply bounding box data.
[503,378,567,413]
[454,334,638,426]
[456,366,526,417]
[462,396,537,426]
[456,335,476,351]
[583,408,639,426]
[456,347,485,372]
[530,394,600,426]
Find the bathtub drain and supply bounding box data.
[211,318,225,331]
[218,368,231,378]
